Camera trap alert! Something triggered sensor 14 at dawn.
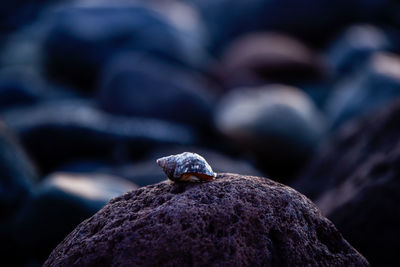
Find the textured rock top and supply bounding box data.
[45,173,368,266]
[293,99,400,266]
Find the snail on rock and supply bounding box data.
[156,152,217,182]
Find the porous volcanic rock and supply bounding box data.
[45,173,368,266]
[292,99,400,266]
[328,160,400,267]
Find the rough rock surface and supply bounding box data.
[45,173,368,266]
[293,99,400,266]
[328,163,400,267]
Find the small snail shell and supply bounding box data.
[156,152,217,182]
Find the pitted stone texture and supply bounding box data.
[293,99,400,266]
[45,173,368,267]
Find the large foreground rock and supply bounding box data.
[328,162,400,267]
[45,173,368,266]
[293,99,400,266]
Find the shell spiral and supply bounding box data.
[156,152,216,182]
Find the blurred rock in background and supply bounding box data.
[1,100,196,174]
[42,2,210,92]
[5,172,136,264]
[215,84,326,182]
[0,122,36,220]
[326,24,392,77]
[217,32,326,89]
[326,52,400,128]
[98,52,215,131]
[0,72,41,111]
[57,146,262,187]
[189,0,389,53]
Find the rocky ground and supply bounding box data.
[44,174,368,266]
[1,0,400,266]
[293,99,400,266]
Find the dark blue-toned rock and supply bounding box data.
[215,84,326,181]
[292,99,400,266]
[0,0,57,40]
[328,166,400,267]
[2,100,196,173]
[56,160,110,175]
[326,52,400,128]
[42,4,209,91]
[189,0,389,53]
[9,172,137,262]
[0,72,91,110]
[0,15,51,76]
[218,32,326,89]
[0,121,36,220]
[57,160,167,188]
[58,147,262,187]
[140,0,211,65]
[326,24,391,76]
[0,73,41,111]
[298,81,335,109]
[99,52,215,130]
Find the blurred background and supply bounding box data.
[1,0,400,266]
